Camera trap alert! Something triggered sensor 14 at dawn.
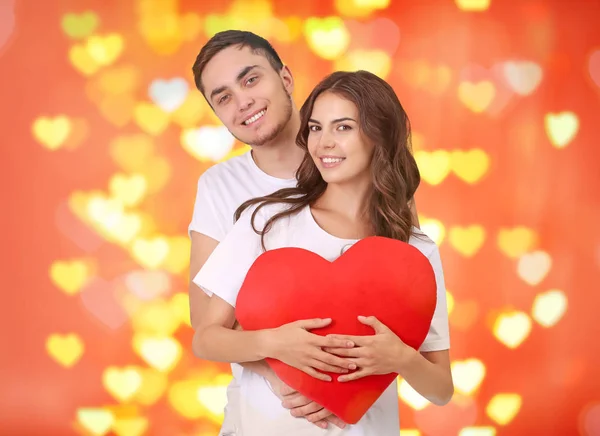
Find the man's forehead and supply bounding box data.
[203,46,270,86]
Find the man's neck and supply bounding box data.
[250,112,305,179]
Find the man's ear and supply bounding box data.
[280,65,294,95]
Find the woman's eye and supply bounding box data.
[338,124,351,131]
[308,125,320,132]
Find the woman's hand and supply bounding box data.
[268,376,347,430]
[266,318,357,381]
[323,316,416,382]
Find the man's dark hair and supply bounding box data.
[192,30,284,94]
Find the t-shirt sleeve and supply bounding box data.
[419,245,451,352]
[188,171,227,242]
[192,207,263,308]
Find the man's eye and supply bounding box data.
[219,95,230,104]
[246,76,258,85]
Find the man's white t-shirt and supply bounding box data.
[193,202,450,436]
[189,150,296,433]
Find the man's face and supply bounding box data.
[201,45,294,147]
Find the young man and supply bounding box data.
[188,30,420,434]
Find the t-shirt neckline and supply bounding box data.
[246,150,297,186]
[303,205,360,244]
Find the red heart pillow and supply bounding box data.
[235,236,437,424]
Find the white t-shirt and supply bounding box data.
[193,203,450,436]
[189,150,296,433]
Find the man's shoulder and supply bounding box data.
[197,152,251,185]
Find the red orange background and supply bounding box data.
[2,0,600,435]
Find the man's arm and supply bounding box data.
[191,231,348,430]
[189,231,275,379]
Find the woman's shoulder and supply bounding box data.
[408,227,438,258]
[237,201,304,227]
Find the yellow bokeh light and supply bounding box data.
[49,259,92,295]
[531,289,567,327]
[32,115,72,150]
[449,225,486,257]
[109,173,148,207]
[459,427,497,436]
[398,378,430,410]
[334,50,392,79]
[420,216,446,245]
[486,393,522,425]
[497,227,537,259]
[544,111,579,148]
[131,236,170,269]
[414,150,452,185]
[455,0,491,12]
[450,149,490,184]
[517,250,552,286]
[451,358,486,395]
[46,333,85,368]
[458,81,496,113]
[304,17,350,60]
[131,299,181,336]
[112,417,149,436]
[446,291,454,314]
[493,311,532,349]
[335,0,391,18]
[76,408,115,436]
[133,334,182,372]
[102,366,143,402]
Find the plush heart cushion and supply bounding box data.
[235,236,437,424]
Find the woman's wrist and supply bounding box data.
[257,328,278,360]
[396,344,420,375]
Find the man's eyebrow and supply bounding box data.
[308,117,356,124]
[236,64,260,82]
[210,85,228,101]
[209,65,261,101]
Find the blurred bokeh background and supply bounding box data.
[2,0,600,435]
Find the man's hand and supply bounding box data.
[268,375,347,430]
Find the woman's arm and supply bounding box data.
[324,316,453,406]
[192,294,269,362]
[193,295,357,380]
[395,349,453,406]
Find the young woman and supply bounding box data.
[192,70,453,435]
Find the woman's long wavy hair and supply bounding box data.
[234,70,421,250]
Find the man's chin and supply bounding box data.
[240,127,280,147]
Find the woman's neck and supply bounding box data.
[315,178,372,222]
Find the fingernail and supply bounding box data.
[347,341,354,347]
[338,376,346,382]
[349,364,356,370]
[342,369,349,373]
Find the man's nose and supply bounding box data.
[238,94,254,112]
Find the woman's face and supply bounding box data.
[307,92,374,186]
